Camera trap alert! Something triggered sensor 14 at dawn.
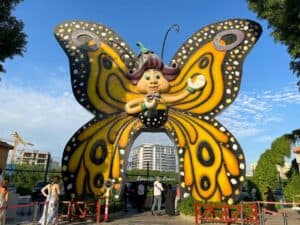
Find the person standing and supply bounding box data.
[165,184,176,216]
[251,188,258,201]
[38,176,61,225]
[137,181,145,212]
[151,177,164,215]
[0,180,8,225]
[264,186,277,214]
[123,183,129,212]
[174,183,181,215]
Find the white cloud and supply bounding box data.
[256,135,273,143]
[261,84,300,104]
[0,83,92,160]
[219,85,300,138]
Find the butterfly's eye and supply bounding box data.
[155,74,161,79]
[145,75,151,80]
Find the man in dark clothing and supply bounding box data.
[264,187,277,214]
[165,184,176,215]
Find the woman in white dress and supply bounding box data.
[38,176,61,225]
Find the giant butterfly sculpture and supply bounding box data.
[55,19,261,204]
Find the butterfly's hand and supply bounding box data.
[187,75,206,93]
[143,97,157,110]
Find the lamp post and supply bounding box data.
[146,161,150,184]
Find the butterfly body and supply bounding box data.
[138,109,168,128]
[55,19,262,203]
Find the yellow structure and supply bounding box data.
[55,19,261,204]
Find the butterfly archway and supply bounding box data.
[55,19,261,204]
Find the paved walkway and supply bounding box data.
[75,210,195,225]
[55,209,300,225]
[8,210,195,225]
[105,211,195,225]
[7,207,300,225]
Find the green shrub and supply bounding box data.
[16,186,31,195]
[180,196,194,215]
[284,173,300,202]
[109,199,124,212]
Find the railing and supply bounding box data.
[1,201,46,225]
[195,201,300,225]
[194,202,259,225]
[1,199,103,224]
[60,199,101,223]
[257,200,300,225]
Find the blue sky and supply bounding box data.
[0,0,299,171]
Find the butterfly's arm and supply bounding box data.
[125,97,157,114]
[163,75,206,104]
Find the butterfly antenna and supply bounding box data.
[161,24,180,61]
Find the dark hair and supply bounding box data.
[127,52,179,84]
[51,176,60,184]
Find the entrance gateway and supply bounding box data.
[55,18,262,204]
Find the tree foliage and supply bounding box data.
[247,0,300,89]
[10,164,44,195]
[0,0,27,73]
[284,172,300,202]
[251,136,291,199]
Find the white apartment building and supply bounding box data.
[130,144,178,172]
[15,150,50,168]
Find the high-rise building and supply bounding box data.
[130,144,178,172]
[15,150,50,169]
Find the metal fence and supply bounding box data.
[194,201,300,225]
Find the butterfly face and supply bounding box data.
[137,69,170,94]
[55,19,262,204]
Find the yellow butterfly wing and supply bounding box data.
[55,21,145,197]
[167,19,262,115]
[162,19,261,203]
[54,21,141,116]
[166,110,244,203]
[62,113,143,197]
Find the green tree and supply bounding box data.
[251,136,291,199]
[11,164,44,195]
[246,0,300,89]
[0,0,27,73]
[284,172,300,202]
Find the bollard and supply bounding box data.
[96,198,101,224]
[104,190,110,222]
[240,201,244,225]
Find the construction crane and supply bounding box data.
[0,131,34,164]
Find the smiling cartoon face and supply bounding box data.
[136,69,170,94]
